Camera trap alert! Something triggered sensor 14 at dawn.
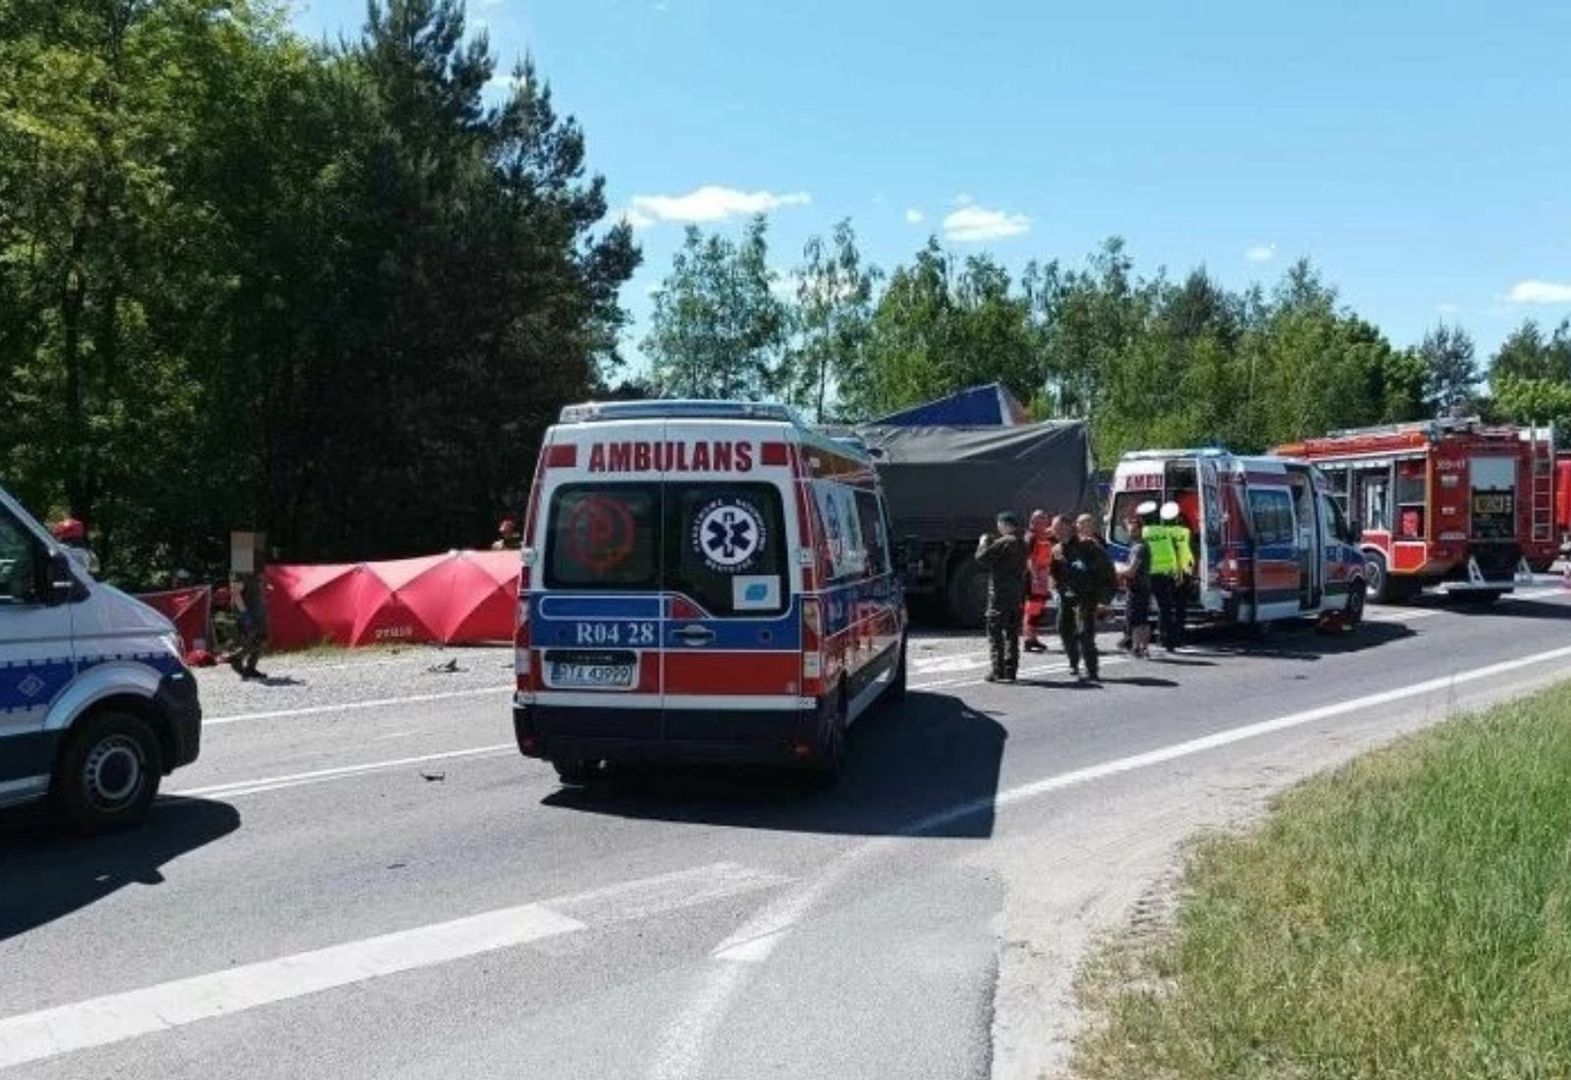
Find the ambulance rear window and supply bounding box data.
[544,484,660,589]
[667,483,788,616]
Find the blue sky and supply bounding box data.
[292,0,1571,372]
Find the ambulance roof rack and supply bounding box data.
[1120,447,1232,461]
[559,399,806,425]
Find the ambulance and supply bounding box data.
[1105,449,1367,629]
[1,484,202,830]
[512,400,908,785]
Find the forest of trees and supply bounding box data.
[0,0,637,579]
[5,1,1570,584]
[644,217,1571,462]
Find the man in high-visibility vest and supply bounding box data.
[1142,502,1185,651]
[1160,501,1195,640]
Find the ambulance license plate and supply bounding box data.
[545,650,636,690]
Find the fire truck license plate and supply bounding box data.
[546,650,636,689]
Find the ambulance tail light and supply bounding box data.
[801,597,824,695]
[514,596,533,691]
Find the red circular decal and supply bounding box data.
[565,495,637,573]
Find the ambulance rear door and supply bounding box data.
[660,423,801,746]
[531,420,667,739]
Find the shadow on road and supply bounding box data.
[1461,596,1571,621]
[0,797,241,942]
[541,691,1005,839]
[1191,619,1416,661]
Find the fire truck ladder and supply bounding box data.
[1525,425,1556,545]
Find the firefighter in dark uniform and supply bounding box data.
[976,510,1030,683]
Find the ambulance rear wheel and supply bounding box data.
[885,637,908,705]
[805,693,847,790]
[54,711,163,833]
[552,759,602,786]
[1344,579,1366,628]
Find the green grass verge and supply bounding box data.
[1075,683,1571,1079]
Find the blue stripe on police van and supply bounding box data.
[0,652,182,716]
[0,657,76,716]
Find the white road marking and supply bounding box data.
[204,686,511,727]
[550,863,792,925]
[647,639,1571,1080]
[171,744,515,799]
[0,905,584,1070]
[0,863,790,1072]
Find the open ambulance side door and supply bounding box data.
[1197,458,1225,613]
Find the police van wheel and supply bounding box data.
[54,711,162,833]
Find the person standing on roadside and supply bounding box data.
[976,511,1030,683]
[1022,510,1053,654]
[1161,502,1196,632]
[1142,501,1183,651]
[1121,513,1154,658]
[230,560,271,681]
[1050,514,1116,683]
[493,517,522,551]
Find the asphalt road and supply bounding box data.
[5,582,1571,1080]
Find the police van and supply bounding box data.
[1,485,201,830]
[512,400,908,785]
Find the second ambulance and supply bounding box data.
[512,401,908,785]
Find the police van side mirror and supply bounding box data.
[47,552,83,606]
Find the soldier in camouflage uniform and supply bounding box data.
[975,510,1030,682]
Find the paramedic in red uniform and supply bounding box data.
[1022,510,1053,653]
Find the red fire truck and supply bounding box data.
[1274,419,1557,603]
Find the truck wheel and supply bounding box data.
[944,559,989,629]
[1365,551,1393,604]
[53,711,163,833]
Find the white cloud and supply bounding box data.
[485,72,526,94]
[1245,243,1277,263]
[622,208,656,231]
[942,204,1030,243]
[1506,279,1571,304]
[905,208,925,224]
[628,185,811,225]
[1437,302,1460,316]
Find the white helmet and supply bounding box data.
[1136,500,1159,519]
[1160,501,1181,522]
